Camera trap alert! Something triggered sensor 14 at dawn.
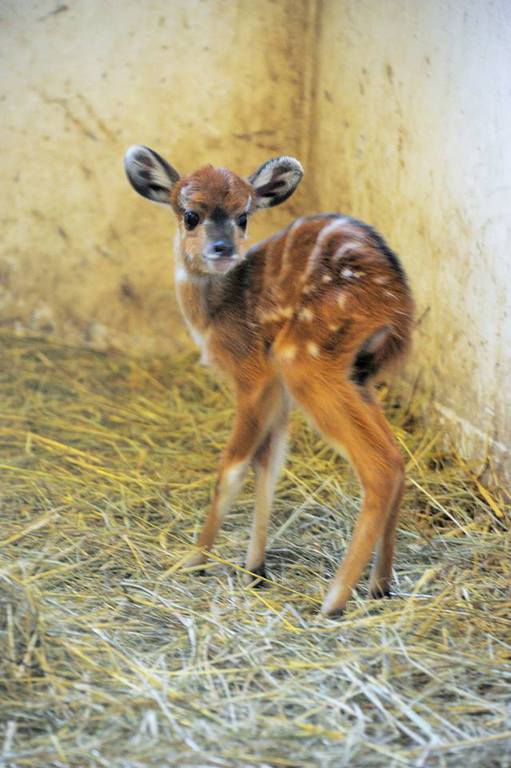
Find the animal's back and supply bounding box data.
[244,214,414,385]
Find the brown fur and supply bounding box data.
[127,154,414,615]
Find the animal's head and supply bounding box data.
[124,146,303,276]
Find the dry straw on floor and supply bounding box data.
[0,330,510,768]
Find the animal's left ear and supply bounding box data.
[248,156,303,208]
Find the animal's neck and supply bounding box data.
[174,239,234,332]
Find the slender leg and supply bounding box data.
[369,474,404,598]
[184,379,284,569]
[245,406,289,581]
[283,369,404,615]
[362,394,406,599]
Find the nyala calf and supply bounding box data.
[124,146,414,616]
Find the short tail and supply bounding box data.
[351,325,411,387]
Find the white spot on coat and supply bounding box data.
[298,307,314,321]
[280,344,297,361]
[306,341,320,358]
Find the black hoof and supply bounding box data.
[246,562,267,587]
[325,607,345,620]
[370,587,392,600]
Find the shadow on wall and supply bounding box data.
[0,0,315,353]
[1,0,510,479]
[306,0,511,482]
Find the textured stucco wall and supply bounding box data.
[307,0,511,479]
[0,0,314,351]
[1,0,510,479]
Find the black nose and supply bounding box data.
[210,240,234,258]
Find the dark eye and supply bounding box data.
[184,211,200,230]
[237,213,248,230]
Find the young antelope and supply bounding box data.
[124,146,414,616]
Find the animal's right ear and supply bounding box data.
[124,145,180,205]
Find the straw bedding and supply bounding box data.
[0,330,510,767]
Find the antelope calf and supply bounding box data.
[124,146,414,616]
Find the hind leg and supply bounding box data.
[369,472,404,598]
[283,367,404,615]
[364,394,405,599]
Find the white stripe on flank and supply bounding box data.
[281,217,306,269]
[305,218,349,278]
[334,240,361,260]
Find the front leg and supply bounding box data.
[245,406,289,581]
[184,380,283,569]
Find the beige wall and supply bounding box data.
[308,0,511,480]
[0,0,314,351]
[1,0,510,478]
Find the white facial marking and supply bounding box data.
[322,274,333,283]
[175,266,188,284]
[341,267,355,279]
[174,229,182,254]
[179,183,193,208]
[374,275,390,285]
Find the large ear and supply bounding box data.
[248,156,303,208]
[124,145,180,205]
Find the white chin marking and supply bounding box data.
[207,257,239,274]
